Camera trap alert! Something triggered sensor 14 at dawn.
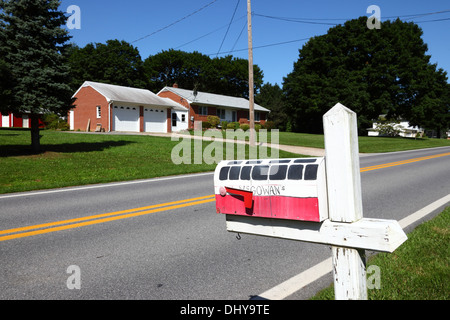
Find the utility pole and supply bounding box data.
[247,0,255,146]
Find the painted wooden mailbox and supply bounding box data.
[214,103,408,300]
[214,157,328,222]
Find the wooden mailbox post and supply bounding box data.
[214,103,408,300]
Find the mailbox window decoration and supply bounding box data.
[214,158,329,222]
[288,165,303,180]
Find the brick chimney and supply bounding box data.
[173,83,178,88]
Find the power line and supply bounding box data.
[210,10,450,57]
[253,14,339,25]
[130,0,220,45]
[384,9,450,19]
[175,14,246,50]
[67,0,221,75]
[208,37,311,56]
[231,20,247,52]
[176,8,450,57]
[253,9,450,26]
[411,17,450,23]
[160,7,450,52]
[216,0,241,56]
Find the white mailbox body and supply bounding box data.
[214,158,328,222]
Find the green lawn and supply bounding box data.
[0,129,299,194]
[277,132,450,153]
[311,207,450,300]
[1,129,448,194]
[181,130,450,153]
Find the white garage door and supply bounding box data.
[144,107,167,133]
[113,106,139,132]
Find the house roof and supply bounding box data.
[158,86,270,113]
[73,81,187,111]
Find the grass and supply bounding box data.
[0,128,300,194]
[311,206,450,300]
[277,132,450,153]
[2,128,447,194]
[180,130,450,153]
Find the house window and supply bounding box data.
[181,114,186,122]
[96,106,101,118]
[199,106,208,116]
[217,108,226,120]
[172,113,177,127]
[246,111,260,121]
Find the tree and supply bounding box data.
[255,83,288,130]
[283,17,448,134]
[0,0,74,152]
[209,55,263,99]
[143,49,209,92]
[0,58,15,109]
[407,66,449,138]
[143,49,263,98]
[67,40,148,92]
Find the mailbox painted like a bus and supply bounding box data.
[214,158,328,222]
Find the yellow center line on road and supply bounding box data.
[360,152,450,172]
[1,151,448,242]
[0,195,215,242]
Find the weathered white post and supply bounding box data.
[323,103,367,300]
[215,102,408,300]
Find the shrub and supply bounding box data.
[240,124,250,131]
[227,122,240,130]
[207,115,220,128]
[202,121,212,130]
[374,122,402,137]
[43,113,69,131]
[263,121,276,130]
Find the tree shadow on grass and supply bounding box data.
[0,140,136,157]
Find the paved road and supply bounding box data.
[0,146,449,300]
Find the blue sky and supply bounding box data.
[59,0,450,86]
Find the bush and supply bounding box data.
[42,113,69,131]
[227,122,240,130]
[240,124,250,131]
[207,115,220,128]
[202,121,211,130]
[255,124,261,132]
[374,122,402,137]
[220,120,228,129]
[263,121,276,130]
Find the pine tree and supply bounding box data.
[0,0,73,152]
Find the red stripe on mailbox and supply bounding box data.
[215,194,320,222]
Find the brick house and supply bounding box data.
[70,81,187,133]
[157,84,270,130]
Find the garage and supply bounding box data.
[113,105,139,132]
[144,107,167,133]
[72,81,187,132]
